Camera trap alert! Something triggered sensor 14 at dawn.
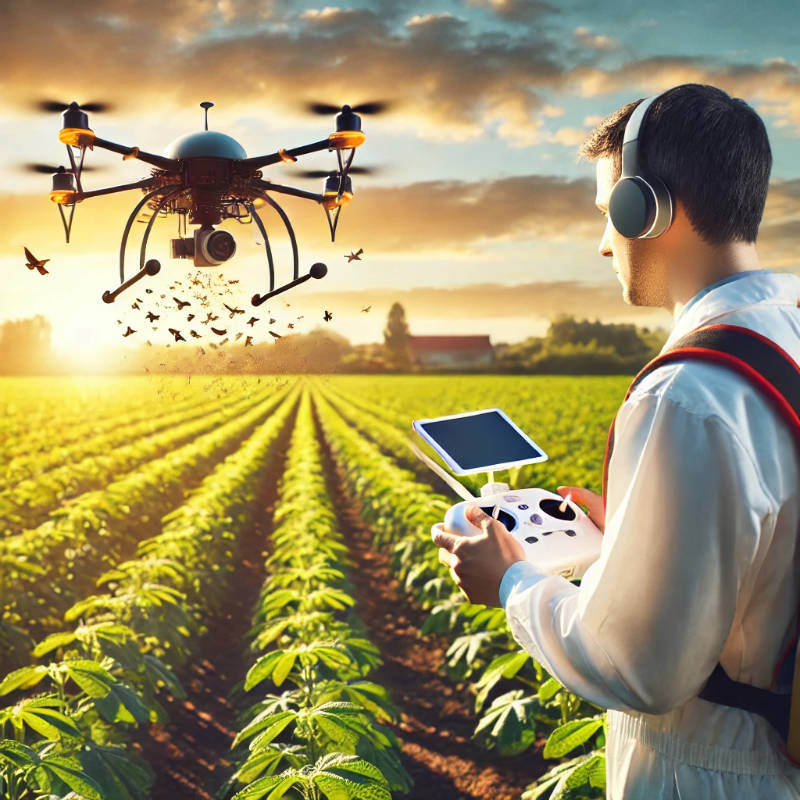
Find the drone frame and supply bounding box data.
[48,103,364,304]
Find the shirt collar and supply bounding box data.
[663,269,800,352]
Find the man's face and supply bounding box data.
[594,156,665,307]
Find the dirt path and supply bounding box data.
[315,412,549,800]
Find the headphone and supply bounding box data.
[608,91,674,239]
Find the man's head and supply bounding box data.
[579,84,772,309]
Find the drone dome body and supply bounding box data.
[162,131,247,160]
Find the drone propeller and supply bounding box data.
[34,99,114,113]
[22,162,100,174]
[292,166,378,179]
[306,100,390,116]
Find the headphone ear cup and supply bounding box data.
[609,176,673,239]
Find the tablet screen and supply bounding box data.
[413,408,547,474]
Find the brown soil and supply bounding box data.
[315,412,549,800]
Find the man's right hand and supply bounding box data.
[557,486,605,532]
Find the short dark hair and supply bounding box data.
[579,83,772,244]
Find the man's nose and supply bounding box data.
[598,219,613,257]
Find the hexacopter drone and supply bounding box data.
[35,99,384,305]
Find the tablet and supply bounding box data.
[412,408,548,475]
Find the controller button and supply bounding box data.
[518,503,529,510]
[564,529,576,537]
[524,536,538,544]
[530,513,543,525]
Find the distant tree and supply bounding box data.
[383,302,412,371]
[0,315,54,374]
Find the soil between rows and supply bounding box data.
[314,405,549,800]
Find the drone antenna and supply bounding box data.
[200,101,214,131]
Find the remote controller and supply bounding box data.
[432,484,603,580]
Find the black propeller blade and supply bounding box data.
[292,166,378,179]
[306,100,390,116]
[35,99,113,113]
[22,163,100,174]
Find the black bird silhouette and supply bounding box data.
[145,288,153,293]
[224,303,245,318]
[146,311,159,322]
[204,312,220,324]
[174,296,190,310]
[131,302,140,310]
[246,316,259,327]
[211,327,227,336]
[269,331,282,339]
[122,326,136,337]
[187,314,195,321]
[234,332,243,341]
[269,317,277,324]
[228,279,239,284]
[245,336,254,347]
[190,330,202,338]
[168,328,185,342]
[345,248,364,262]
[192,277,202,286]
[23,247,49,274]
[323,310,333,322]
[288,323,294,329]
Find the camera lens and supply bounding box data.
[205,230,236,262]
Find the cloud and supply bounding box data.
[573,27,617,51]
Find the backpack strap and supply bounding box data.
[600,324,800,758]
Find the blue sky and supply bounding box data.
[0,0,797,359]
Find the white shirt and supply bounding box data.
[499,269,800,799]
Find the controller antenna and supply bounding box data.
[409,441,475,501]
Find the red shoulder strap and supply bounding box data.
[601,323,800,511]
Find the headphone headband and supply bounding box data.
[620,93,660,177]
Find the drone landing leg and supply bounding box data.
[251,263,327,307]
[102,260,161,304]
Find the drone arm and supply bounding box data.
[238,138,332,171]
[73,178,161,201]
[251,178,323,204]
[91,136,179,171]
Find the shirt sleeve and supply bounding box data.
[502,389,770,714]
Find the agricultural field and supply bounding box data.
[0,373,629,800]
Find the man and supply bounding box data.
[432,83,800,798]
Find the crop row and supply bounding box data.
[310,384,608,799]
[0,384,293,667]
[0,384,300,799]
[0,386,267,535]
[224,388,411,800]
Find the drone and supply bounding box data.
[31,99,386,305]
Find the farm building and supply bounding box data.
[408,335,494,369]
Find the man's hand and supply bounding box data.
[557,485,605,532]
[431,503,526,607]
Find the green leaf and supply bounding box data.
[64,660,116,698]
[543,717,604,759]
[79,742,155,800]
[313,754,391,800]
[272,652,298,687]
[39,754,103,800]
[0,739,40,768]
[0,664,48,694]
[232,771,302,800]
[232,710,297,749]
[94,683,151,724]
[245,651,285,691]
[21,706,82,740]
[537,676,562,703]
[32,631,78,659]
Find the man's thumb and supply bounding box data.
[465,502,495,532]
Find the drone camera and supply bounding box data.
[171,227,236,266]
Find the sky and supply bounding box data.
[1,0,798,367]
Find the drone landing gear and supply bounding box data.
[102,259,161,303]
[251,262,327,306]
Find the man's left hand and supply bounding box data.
[432,503,526,607]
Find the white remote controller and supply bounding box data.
[433,484,603,580]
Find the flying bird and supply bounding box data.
[168,328,186,342]
[190,330,202,338]
[145,288,153,294]
[246,316,259,327]
[224,303,245,318]
[146,311,159,322]
[245,336,254,347]
[288,323,294,329]
[228,279,239,284]
[269,331,282,339]
[131,302,140,310]
[211,327,227,336]
[361,305,371,313]
[187,313,195,321]
[269,318,276,324]
[23,247,49,274]
[122,326,136,337]
[234,332,243,341]
[204,312,220,324]
[174,296,191,310]
[345,248,364,262]
[323,310,333,322]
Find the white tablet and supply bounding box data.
[412,408,548,475]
